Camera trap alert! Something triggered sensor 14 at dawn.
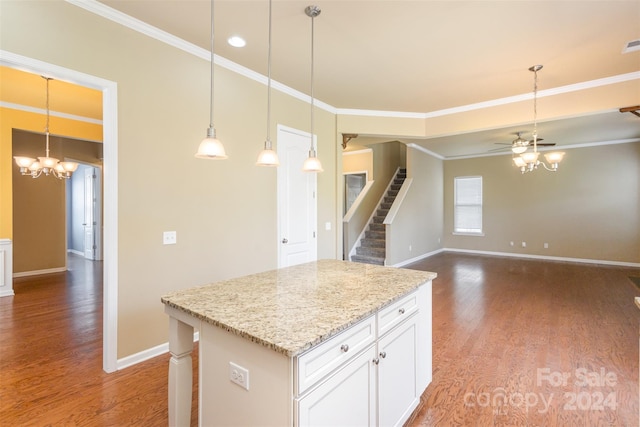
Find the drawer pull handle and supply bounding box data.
[340,344,349,353]
[372,358,380,365]
[398,308,405,315]
[379,351,387,359]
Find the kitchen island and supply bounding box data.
[162,259,436,426]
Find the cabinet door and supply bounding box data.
[377,315,419,427]
[297,346,377,427]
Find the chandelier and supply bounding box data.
[512,65,565,174]
[14,76,79,179]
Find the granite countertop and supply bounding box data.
[161,259,437,357]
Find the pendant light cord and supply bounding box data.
[310,11,315,151]
[532,67,539,152]
[44,76,52,158]
[209,0,215,130]
[266,0,272,146]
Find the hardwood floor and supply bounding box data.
[407,253,640,426]
[1,253,638,426]
[0,254,198,426]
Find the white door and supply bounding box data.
[83,167,99,260]
[277,125,317,268]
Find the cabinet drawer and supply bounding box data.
[296,315,375,395]
[378,290,418,336]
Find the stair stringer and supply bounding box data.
[383,177,413,266]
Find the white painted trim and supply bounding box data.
[445,137,640,161]
[337,72,640,119]
[342,148,372,156]
[67,249,84,257]
[343,179,374,223]
[13,267,67,277]
[65,0,337,116]
[443,248,640,268]
[1,49,120,374]
[0,101,103,125]
[66,1,638,122]
[384,178,412,225]
[406,143,445,160]
[391,248,445,268]
[393,247,640,268]
[117,331,200,371]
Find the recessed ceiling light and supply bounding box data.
[228,36,246,48]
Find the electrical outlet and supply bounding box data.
[544,243,549,249]
[409,244,412,252]
[163,231,177,245]
[521,241,526,248]
[229,362,249,390]
[510,241,514,247]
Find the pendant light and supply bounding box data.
[195,0,228,159]
[256,0,279,166]
[14,76,79,179]
[301,5,323,173]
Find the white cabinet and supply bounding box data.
[297,346,377,426]
[377,314,419,427]
[296,287,428,427]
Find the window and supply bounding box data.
[454,176,483,235]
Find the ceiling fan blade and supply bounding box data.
[488,146,510,152]
[493,143,512,146]
[535,143,556,146]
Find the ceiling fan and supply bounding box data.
[491,131,556,153]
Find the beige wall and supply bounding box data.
[387,147,443,265]
[1,1,337,358]
[443,142,640,263]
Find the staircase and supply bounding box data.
[351,168,406,266]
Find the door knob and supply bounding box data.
[282,238,288,244]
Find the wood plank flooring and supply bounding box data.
[407,253,640,426]
[1,252,638,426]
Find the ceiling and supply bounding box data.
[10,1,640,158]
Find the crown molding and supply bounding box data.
[66,0,638,122]
[0,101,103,125]
[65,0,337,115]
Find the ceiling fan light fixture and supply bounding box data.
[512,145,527,154]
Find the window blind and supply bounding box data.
[454,176,482,233]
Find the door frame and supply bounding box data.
[1,50,119,373]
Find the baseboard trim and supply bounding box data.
[392,248,445,268]
[13,267,67,278]
[442,248,640,268]
[67,249,84,257]
[117,331,199,371]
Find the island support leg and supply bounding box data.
[168,317,194,427]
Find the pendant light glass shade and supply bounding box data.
[256,0,279,167]
[302,148,323,172]
[195,0,227,160]
[195,127,227,159]
[302,5,323,173]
